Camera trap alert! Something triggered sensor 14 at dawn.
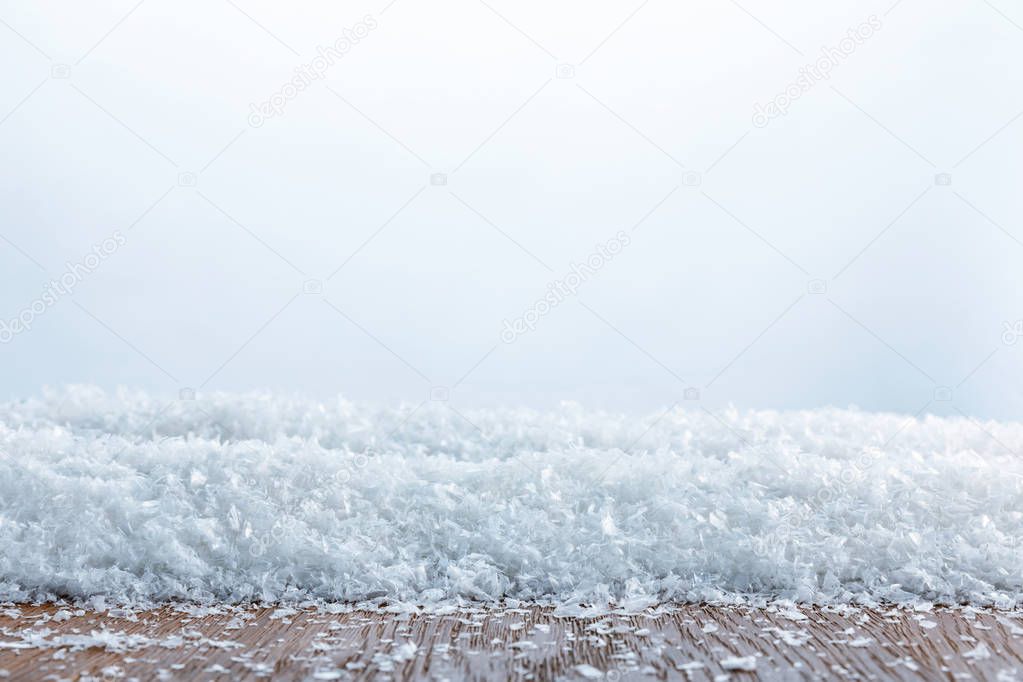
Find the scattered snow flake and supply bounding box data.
[720,655,757,671]
[964,643,993,661]
[765,627,810,646]
[392,641,417,661]
[677,661,705,672]
[574,664,605,679]
[270,608,298,620]
[998,617,1023,636]
[886,657,920,672]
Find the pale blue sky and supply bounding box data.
[1,0,1021,419]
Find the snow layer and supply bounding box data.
[1,386,1022,607]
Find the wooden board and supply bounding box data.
[0,603,1020,680]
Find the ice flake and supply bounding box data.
[720,655,756,671]
[765,627,810,646]
[574,664,605,679]
[964,643,993,661]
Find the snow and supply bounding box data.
[964,642,993,661]
[720,655,757,671]
[765,627,810,646]
[573,664,605,679]
[1,386,1023,608]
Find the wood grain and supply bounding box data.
[1,603,1021,680]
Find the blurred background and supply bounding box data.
[1,0,1021,418]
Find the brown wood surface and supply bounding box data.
[1,603,1021,680]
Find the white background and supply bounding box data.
[1,0,1021,419]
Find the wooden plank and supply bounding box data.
[0,603,1020,680]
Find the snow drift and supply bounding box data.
[1,386,1022,608]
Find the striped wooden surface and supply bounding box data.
[0,603,1021,680]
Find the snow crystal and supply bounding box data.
[720,655,757,671]
[964,642,993,661]
[1,386,1023,608]
[765,627,810,646]
[573,664,605,679]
